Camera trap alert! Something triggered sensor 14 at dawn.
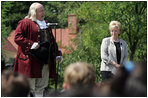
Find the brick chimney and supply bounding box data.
[68,14,78,34]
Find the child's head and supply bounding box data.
[63,62,96,90]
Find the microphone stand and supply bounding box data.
[54,25,60,91]
[49,23,59,91]
[54,25,58,90]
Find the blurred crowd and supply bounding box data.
[1,61,147,97]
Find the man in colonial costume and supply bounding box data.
[14,2,62,97]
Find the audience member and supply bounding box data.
[123,61,147,97]
[60,62,98,97]
[1,70,30,97]
[98,61,147,97]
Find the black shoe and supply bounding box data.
[30,92,34,97]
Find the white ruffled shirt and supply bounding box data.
[36,20,47,29]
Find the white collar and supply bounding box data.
[36,20,47,29]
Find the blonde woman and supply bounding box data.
[100,21,128,81]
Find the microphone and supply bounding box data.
[47,23,59,27]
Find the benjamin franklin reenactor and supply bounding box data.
[13,2,62,97]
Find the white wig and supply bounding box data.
[25,2,41,21]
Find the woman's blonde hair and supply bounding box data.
[109,21,122,32]
[25,2,41,21]
[64,62,96,89]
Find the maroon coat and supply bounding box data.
[13,18,61,78]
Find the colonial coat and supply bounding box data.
[13,18,61,78]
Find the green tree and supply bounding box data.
[72,1,147,61]
[1,1,35,42]
[62,1,147,82]
[103,2,147,61]
[1,1,13,42]
[44,1,83,27]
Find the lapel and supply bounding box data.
[110,37,117,62]
[109,37,125,64]
[119,39,124,63]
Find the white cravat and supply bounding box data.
[36,20,47,29]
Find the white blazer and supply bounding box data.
[100,37,128,75]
